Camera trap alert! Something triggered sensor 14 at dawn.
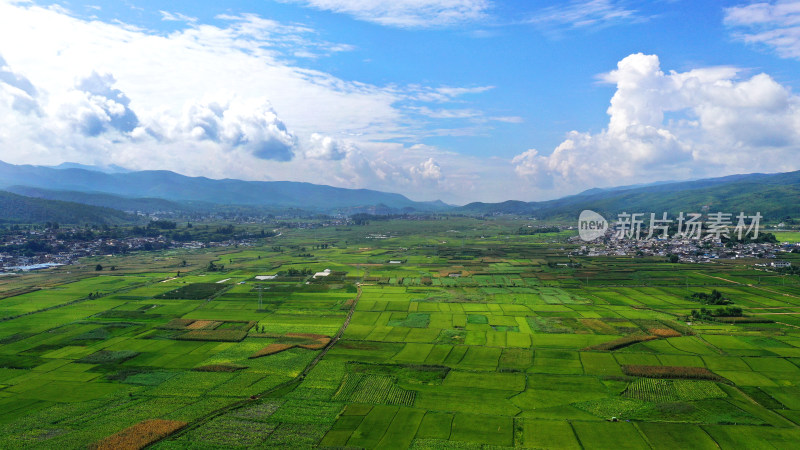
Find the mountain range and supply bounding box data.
[1,160,798,223]
[0,160,446,214]
[459,171,800,221]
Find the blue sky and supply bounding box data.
[1,1,800,204]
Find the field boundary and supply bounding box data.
[148,283,363,447]
[0,277,156,323]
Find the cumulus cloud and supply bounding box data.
[60,71,139,136]
[0,54,39,114]
[725,0,800,59]
[306,133,353,160]
[513,53,800,190]
[280,0,491,28]
[409,157,443,184]
[175,98,296,161]
[512,149,553,188]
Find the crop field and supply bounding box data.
[1,217,800,448]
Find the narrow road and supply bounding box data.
[695,272,800,302]
[300,283,362,378]
[695,272,741,284]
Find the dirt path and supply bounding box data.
[695,272,741,284]
[751,285,800,301]
[300,283,361,378]
[695,272,800,302]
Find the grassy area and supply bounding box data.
[774,231,800,243]
[0,217,799,447]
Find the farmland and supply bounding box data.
[1,217,800,448]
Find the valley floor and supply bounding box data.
[1,221,800,448]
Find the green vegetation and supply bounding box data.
[155,283,230,300]
[460,169,800,220]
[691,289,732,305]
[0,190,135,225]
[0,216,799,448]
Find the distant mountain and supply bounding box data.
[4,186,186,214]
[0,161,449,212]
[46,162,132,174]
[460,171,800,220]
[0,191,135,225]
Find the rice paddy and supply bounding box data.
[1,217,799,447]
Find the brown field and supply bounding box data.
[299,337,331,350]
[580,318,618,334]
[648,328,682,338]
[250,343,294,358]
[159,318,195,330]
[622,365,725,381]
[92,419,187,450]
[186,320,221,330]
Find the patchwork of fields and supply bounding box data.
[1,220,800,448]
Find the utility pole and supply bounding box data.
[255,285,263,310]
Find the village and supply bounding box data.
[0,227,258,273]
[570,232,798,266]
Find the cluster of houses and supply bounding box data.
[570,234,797,264]
[0,229,256,273]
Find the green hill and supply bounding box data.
[0,191,136,225]
[460,171,800,221]
[4,186,186,214]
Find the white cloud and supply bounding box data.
[409,106,482,119]
[66,71,139,136]
[528,0,642,31]
[409,156,443,183]
[725,1,800,59]
[177,97,296,161]
[306,133,353,160]
[280,0,491,28]
[513,53,800,191]
[0,54,39,114]
[489,116,524,123]
[159,11,197,23]
[409,85,495,103]
[0,2,509,203]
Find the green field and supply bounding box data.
[774,231,800,243]
[1,217,799,448]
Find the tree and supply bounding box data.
[668,254,680,263]
[95,264,103,271]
